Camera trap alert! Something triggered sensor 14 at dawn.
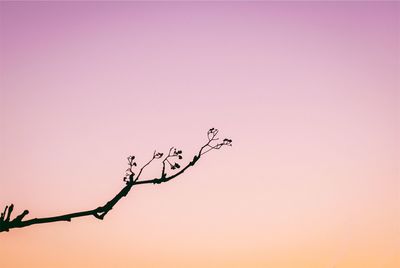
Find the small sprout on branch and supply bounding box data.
[207,127,219,141]
[200,128,233,156]
[162,147,184,172]
[154,152,163,159]
[223,138,233,146]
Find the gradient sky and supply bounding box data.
[0,2,399,268]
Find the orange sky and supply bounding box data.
[0,2,399,267]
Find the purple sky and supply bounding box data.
[1,2,399,267]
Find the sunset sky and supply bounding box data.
[0,2,399,267]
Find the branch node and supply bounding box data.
[13,210,29,223]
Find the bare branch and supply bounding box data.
[0,128,232,233]
[135,150,161,182]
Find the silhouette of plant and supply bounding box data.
[0,129,232,233]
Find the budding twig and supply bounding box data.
[0,128,232,233]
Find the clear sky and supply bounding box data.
[0,2,399,268]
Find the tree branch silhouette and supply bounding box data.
[0,128,232,233]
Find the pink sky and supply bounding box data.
[0,2,399,267]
